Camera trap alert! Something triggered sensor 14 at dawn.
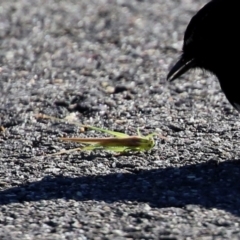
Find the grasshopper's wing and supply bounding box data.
[60,137,105,145]
[84,125,129,138]
[82,144,129,152]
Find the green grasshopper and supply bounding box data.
[36,114,156,155]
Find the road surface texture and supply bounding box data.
[1,0,240,239]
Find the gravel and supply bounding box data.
[1,0,240,239]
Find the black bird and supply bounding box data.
[167,0,240,112]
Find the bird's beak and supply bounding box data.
[167,57,196,82]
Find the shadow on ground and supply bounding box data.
[1,159,240,216]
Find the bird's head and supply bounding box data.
[167,0,224,82]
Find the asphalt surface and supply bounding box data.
[1,0,240,239]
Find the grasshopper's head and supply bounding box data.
[144,134,156,151]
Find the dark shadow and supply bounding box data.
[1,159,240,216]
